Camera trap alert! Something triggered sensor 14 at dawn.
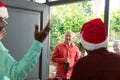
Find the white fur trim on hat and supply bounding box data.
[79,18,107,50]
[0,6,9,19]
[81,35,107,50]
[76,32,81,40]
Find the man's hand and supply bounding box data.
[34,20,50,42]
[0,27,6,40]
[0,18,7,40]
[64,58,70,63]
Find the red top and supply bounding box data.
[51,43,81,79]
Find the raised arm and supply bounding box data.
[9,20,50,80]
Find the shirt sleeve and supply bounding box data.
[0,41,16,79]
[51,46,65,64]
[9,40,42,80]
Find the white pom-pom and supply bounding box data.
[0,7,9,19]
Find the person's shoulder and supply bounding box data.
[109,52,120,57]
[75,55,88,63]
[73,56,88,69]
[55,43,65,47]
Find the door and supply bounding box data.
[2,0,50,80]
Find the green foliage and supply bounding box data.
[50,1,94,56]
[109,9,120,41]
[50,1,120,56]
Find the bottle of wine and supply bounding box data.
[64,62,69,73]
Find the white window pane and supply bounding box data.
[49,0,59,2]
[35,0,46,3]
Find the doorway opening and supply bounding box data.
[49,0,105,77]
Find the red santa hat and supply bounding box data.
[77,18,107,50]
[0,2,9,19]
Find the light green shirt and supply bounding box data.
[0,40,42,80]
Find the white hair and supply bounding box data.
[113,40,120,46]
[64,30,74,37]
